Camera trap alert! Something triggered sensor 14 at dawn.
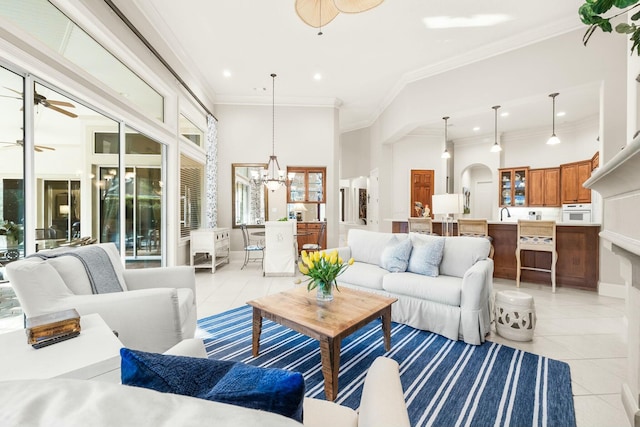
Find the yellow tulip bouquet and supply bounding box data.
[298,249,354,299]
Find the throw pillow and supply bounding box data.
[379,236,412,272]
[407,235,445,277]
[120,348,305,422]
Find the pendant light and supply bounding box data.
[441,116,451,159]
[546,92,561,145]
[490,105,502,152]
[261,73,289,192]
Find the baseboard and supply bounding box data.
[622,383,640,427]
[599,281,627,299]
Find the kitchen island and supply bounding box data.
[391,220,600,291]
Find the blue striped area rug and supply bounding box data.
[198,305,576,427]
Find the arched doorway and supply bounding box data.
[460,164,493,220]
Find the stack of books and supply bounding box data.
[25,309,81,349]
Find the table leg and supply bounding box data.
[319,336,341,401]
[381,306,392,351]
[251,308,263,357]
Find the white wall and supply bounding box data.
[215,103,339,251]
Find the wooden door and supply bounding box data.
[543,168,560,206]
[577,162,592,203]
[410,170,434,218]
[561,163,578,203]
[528,169,544,206]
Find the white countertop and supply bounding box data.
[385,218,600,227]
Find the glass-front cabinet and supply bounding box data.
[287,167,326,203]
[499,167,528,207]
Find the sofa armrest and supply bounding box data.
[164,338,208,358]
[324,246,352,262]
[357,357,410,427]
[124,266,195,294]
[61,288,185,353]
[460,258,494,310]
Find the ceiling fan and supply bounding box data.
[0,86,77,118]
[0,139,56,152]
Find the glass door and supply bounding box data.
[499,170,512,206]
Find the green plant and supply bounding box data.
[0,220,23,245]
[580,0,640,55]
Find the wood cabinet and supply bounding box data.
[498,167,528,207]
[528,167,560,207]
[560,160,592,204]
[296,222,326,254]
[287,167,326,203]
[489,223,599,291]
[591,151,599,170]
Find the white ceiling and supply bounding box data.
[117,0,597,140]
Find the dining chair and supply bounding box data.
[240,224,265,271]
[302,222,325,253]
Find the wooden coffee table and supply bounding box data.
[247,286,397,401]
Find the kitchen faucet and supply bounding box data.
[500,206,511,222]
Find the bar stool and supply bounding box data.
[458,218,494,258]
[515,220,557,292]
[407,217,433,234]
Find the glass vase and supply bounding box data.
[316,282,334,302]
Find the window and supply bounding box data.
[180,155,203,238]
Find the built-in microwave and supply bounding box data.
[562,204,592,223]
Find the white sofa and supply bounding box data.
[0,339,410,427]
[6,243,196,353]
[333,229,493,345]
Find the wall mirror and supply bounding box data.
[232,163,268,228]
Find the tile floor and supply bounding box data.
[0,259,631,427]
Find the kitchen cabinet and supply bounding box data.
[528,167,560,207]
[591,151,599,170]
[490,223,599,291]
[287,167,326,203]
[560,160,592,204]
[498,167,528,207]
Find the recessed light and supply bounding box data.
[557,111,566,117]
[223,69,232,78]
[500,112,509,117]
[473,126,480,132]
[313,73,322,81]
[423,14,511,29]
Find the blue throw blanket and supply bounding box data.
[30,246,123,294]
[120,348,305,422]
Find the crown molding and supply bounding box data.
[215,95,341,109]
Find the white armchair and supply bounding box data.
[6,243,196,353]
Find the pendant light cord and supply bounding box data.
[271,73,276,156]
[493,105,500,143]
[549,92,559,136]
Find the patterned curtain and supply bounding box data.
[205,114,218,228]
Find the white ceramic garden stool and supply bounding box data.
[494,290,536,342]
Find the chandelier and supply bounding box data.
[295,0,384,35]
[261,73,293,192]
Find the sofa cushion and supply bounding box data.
[380,237,412,272]
[0,378,301,427]
[407,234,445,277]
[439,236,490,278]
[6,259,74,316]
[336,262,388,291]
[348,229,405,266]
[120,348,305,422]
[36,243,128,294]
[382,272,462,306]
